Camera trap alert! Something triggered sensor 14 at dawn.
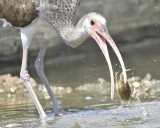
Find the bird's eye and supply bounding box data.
[90,20,95,25]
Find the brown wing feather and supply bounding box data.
[0,0,40,27]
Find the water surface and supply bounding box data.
[0,40,160,128]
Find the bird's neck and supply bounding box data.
[59,21,89,48]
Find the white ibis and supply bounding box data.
[0,0,127,118]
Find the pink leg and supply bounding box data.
[20,48,47,118]
[35,39,67,115]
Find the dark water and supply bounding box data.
[41,39,160,84]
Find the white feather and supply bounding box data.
[0,19,11,27]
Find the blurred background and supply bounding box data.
[0,0,160,83]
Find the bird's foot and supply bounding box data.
[54,108,68,116]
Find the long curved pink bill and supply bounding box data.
[103,32,127,84]
[95,34,115,100]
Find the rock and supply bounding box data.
[0,73,159,99]
[0,74,37,96]
[75,74,160,98]
[0,74,73,97]
[128,74,160,97]
[40,84,73,96]
[132,81,140,88]
[75,78,110,94]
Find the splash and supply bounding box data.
[136,96,148,117]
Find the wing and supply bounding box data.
[38,0,80,31]
[0,0,39,27]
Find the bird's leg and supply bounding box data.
[20,28,47,118]
[20,48,47,118]
[35,39,67,115]
[117,101,125,109]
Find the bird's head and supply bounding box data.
[82,12,127,99]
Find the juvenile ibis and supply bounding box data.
[0,0,127,118]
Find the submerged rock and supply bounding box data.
[75,78,110,94]
[0,74,37,97]
[39,84,73,96]
[0,74,73,98]
[0,73,159,99]
[128,73,160,97]
[75,74,160,98]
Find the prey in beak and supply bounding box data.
[90,18,127,100]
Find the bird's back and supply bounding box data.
[0,0,40,27]
[38,0,80,32]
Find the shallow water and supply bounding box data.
[1,40,160,127]
[0,90,160,128]
[0,76,160,128]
